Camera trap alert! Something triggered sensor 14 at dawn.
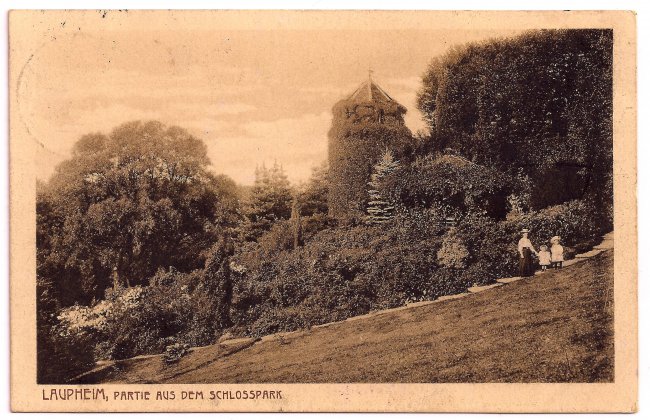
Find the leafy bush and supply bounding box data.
[437,230,469,269]
[452,199,609,284]
[503,200,606,252]
[230,210,471,336]
[164,342,191,364]
[386,154,510,219]
[54,238,234,362]
[417,30,613,210]
[256,220,296,255]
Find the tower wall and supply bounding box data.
[327,97,413,222]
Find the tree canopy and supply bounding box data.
[37,120,240,306]
[297,161,329,217]
[417,29,613,210]
[240,162,293,242]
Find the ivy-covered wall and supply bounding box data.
[327,95,414,222]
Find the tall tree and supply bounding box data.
[36,120,240,306]
[241,162,293,241]
[297,161,329,217]
[417,30,613,211]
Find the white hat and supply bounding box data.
[551,236,560,242]
[521,228,530,233]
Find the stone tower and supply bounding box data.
[327,74,413,221]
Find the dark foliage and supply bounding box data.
[37,277,95,384]
[36,121,239,382]
[452,199,611,284]
[52,237,234,366]
[36,121,240,306]
[417,29,613,210]
[230,211,472,337]
[240,162,293,242]
[328,96,416,222]
[109,239,233,360]
[385,153,510,219]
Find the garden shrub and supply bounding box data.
[231,211,464,336]
[163,342,191,364]
[502,200,606,252]
[437,229,470,269]
[55,246,233,362]
[452,199,610,283]
[256,220,296,254]
[386,154,511,219]
[38,321,96,384]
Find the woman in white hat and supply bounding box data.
[518,229,538,277]
[550,236,564,269]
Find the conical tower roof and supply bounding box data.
[347,74,399,104]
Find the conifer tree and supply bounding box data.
[297,161,329,216]
[242,162,293,241]
[365,150,400,225]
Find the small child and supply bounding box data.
[538,245,551,271]
[550,236,564,269]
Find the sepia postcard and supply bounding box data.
[9,9,637,412]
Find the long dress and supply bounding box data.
[519,247,535,277]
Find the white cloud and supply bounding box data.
[385,76,422,91]
[206,112,332,185]
[200,102,257,116]
[299,83,359,99]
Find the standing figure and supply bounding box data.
[550,236,564,269]
[518,229,538,277]
[538,245,551,271]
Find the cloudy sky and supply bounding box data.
[20,22,518,185]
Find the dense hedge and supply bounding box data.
[232,213,443,336]
[452,199,611,283]
[385,153,511,219]
[417,29,613,210]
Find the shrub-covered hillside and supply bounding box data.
[77,250,615,384]
[37,29,614,384]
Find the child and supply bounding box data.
[538,245,551,271]
[550,236,564,269]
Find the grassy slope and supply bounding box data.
[81,250,614,384]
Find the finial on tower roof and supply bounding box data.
[346,71,398,104]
